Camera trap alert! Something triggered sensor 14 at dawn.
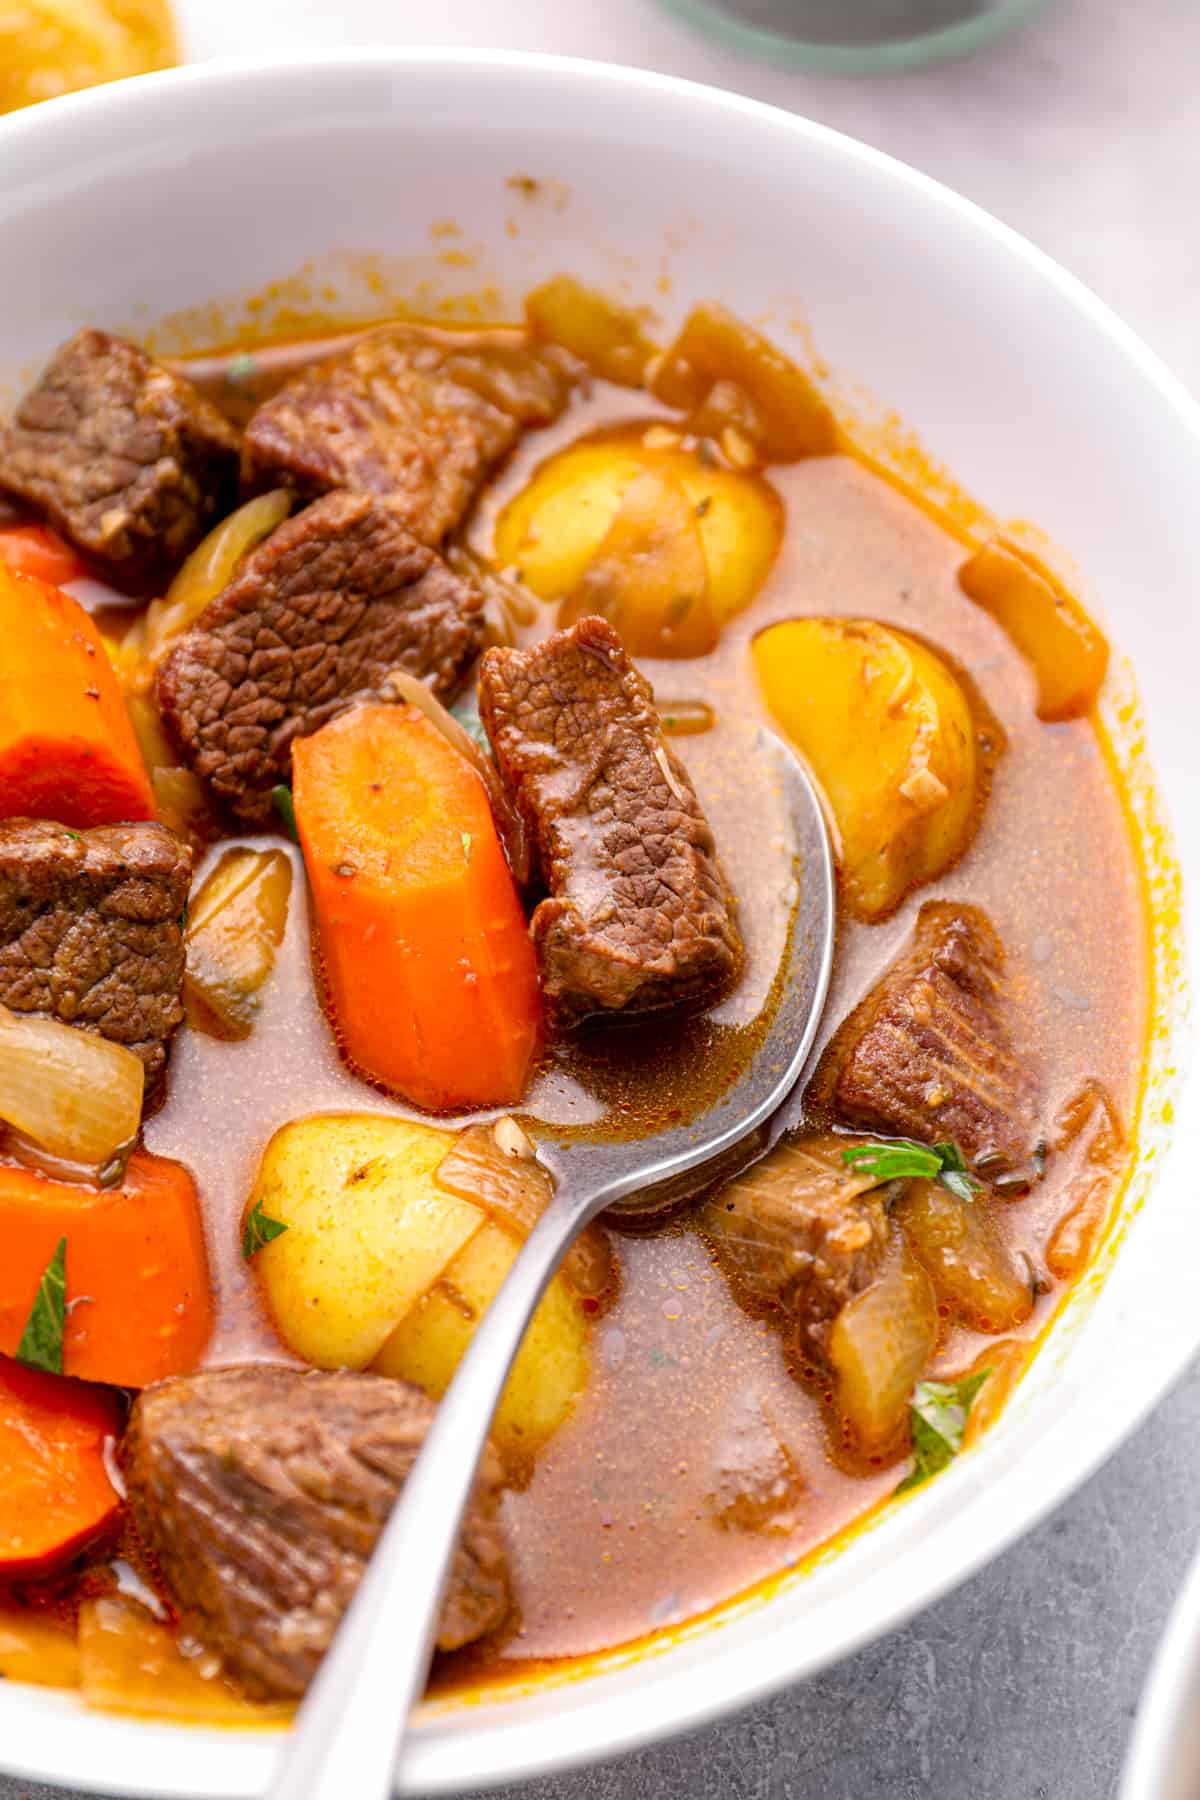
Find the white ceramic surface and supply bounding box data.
[1,48,1198,1800]
[1124,1549,1200,1800]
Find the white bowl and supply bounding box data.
[1124,1548,1200,1800]
[1,47,1199,1800]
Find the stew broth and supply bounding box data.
[144,368,1145,1681]
[0,303,1146,1705]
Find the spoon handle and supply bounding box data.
[264,1193,591,1800]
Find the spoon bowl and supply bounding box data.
[266,728,835,1800]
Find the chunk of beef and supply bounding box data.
[123,1366,511,1702]
[0,330,240,594]
[700,1134,895,1358]
[242,323,573,545]
[0,819,190,1087]
[811,900,1039,1174]
[478,616,743,1023]
[156,490,486,822]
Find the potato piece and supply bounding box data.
[649,303,835,462]
[559,467,717,657]
[249,1115,484,1371]
[0,1608,80,1688]
[958,536,1108,722]
[79,1595,289,1722]
[525,277,656,388]
[374,1219,589,1457]
[828,1237,937,1457]
[184,848,293,1040]
[895,1181,1033,1334]
[753,617,978,921]
[493,429,782,633]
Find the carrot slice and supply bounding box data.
[0,1151,213,1388]
[0,524,88,588]
[0,1355,123,1580]
[0,564,154,827]
[293,704,542,1112]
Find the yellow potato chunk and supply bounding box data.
[248,1115,484,1371]
[753,617,978,921]
[374,1219,589,1458]
[0,0,177,114]
[493,428,783,646]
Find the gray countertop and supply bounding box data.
[3,1,1197,1796]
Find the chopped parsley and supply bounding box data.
[16,1237,67,1374]
[897,1371,991,1494]
[449,698,490,755]
[242,1198,288,1260]
[271,784,300,843]
[461,831,473,865]
[841,1137,981,1203]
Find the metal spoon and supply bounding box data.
[265,726,835,1800]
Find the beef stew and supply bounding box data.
[0,285,1146,1713]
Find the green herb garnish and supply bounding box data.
[841,1137,981,1203]
[271,785,300,843]
[16,1237,67,1374]
[242,1198,288,1260]
[897,1371,991,1494]
[461,832,473,865]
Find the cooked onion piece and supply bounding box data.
[828,1238,938,1456]
[0,1002,143,1166]
[436,1121,617,1307]
[184,847,293,1041]
[138,489,291,676]
[895,1180,1033,1334]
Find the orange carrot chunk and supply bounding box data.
[293,704,542,1112]
[0,524,88,588]
[958,536,1109,723]
[0,564,154,826]
[0,1355,123,1580]
[0,1151,213,1388]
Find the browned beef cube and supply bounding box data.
[241,324,572,545]
[478,616,743,1023]
[0,819,191,1087]
[811,900,1040,1174]
[123,1366,511,1700]
[700,1134,894,1359]
[157,490,486,823]
[0,330,240,594]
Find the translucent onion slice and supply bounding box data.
[828,1237,937,1457]
[138,489,292,676]
[0,1003,143,1166]
[184,848,293,1041]
[435,1121,617,1308]
[382,670,532,887]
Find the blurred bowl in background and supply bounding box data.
[660,0,1050,72]
[1123,1546,1200,1800]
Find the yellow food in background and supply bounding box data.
[494,429,783,654]
[0,0,178,114]
[374,1219,590,1458]
[753,616,978,922]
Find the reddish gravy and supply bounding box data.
[129,362,1146,1686]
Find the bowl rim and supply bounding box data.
[1,44,1199,1799]
[1122,1545,1200,1800]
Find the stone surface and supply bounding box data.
[3,1,1197,1796]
